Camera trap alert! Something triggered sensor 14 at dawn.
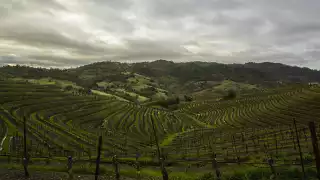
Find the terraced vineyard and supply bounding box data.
[161,84,320,165]
[0,80,204,159]
[179,84,320,127]
[1,79,320,179]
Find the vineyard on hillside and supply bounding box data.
[1,79,320,179]
[180,84,320,127]
[0,80,203,156]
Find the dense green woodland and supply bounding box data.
[0,61,320,179]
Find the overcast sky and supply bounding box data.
[0,0,320,69]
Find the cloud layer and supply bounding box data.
[0,0,320,69]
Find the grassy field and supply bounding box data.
[0,79,320,179]
[192,80,261,101]
[95,72,169,103]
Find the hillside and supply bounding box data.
[1,64,320,179]
[0,60,319,107]
[1,78,320,179]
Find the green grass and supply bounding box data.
[213,80,257,91]
[0,163,317,180]
[114,88,149,102]
[9,77,82,89]
[91,89,129,102]
[192,80,259,101]
[160,133,180,147]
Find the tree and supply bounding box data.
[223,88,237,100]
[184,95,193,102]
[64,85,73,91]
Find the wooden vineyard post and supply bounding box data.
[150,117,161,161]
[211,153,221,180]
[293,119,306,179]
[87,148,92,163]
[8,136,14,164]
[309,121,320,180]
[23,117,29,178]
[112,155,120,180]
[274,134,278,156]
[232,135,240,164]
[150,116,168,180]
[124,133,128,156]
[135,154,141,180]
[95,136,102,180]
[241,132,248,154]
[268,158,276,179]
[67,156,73,179]
[252,129,258,154]
[149,135,153,148]
[160,157,169,180]
[303,128,309,148]
[291,125,297,150]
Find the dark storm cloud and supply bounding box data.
[0,55,65,68]
[0,25,107,54]
[0,0,319,69]
[26,55,93,66]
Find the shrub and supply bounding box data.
[223,88,237,100]
[184,95,193,102]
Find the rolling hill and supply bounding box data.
[1,60,320,179]
[0,60,319,105]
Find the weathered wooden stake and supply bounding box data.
[23,117,29,178]
[124,133,128,156]
[135,155,141,180]
[95,136,102,180]
[268,158,276,179]
[212,153,221,180]
[294,119,305,180]
[150,117,161,161]
[112,155,120,180]
[150,116,168,180]
[67,156,73,179]
[274,134,278,155]
[291,126,297,150]
[309,121,320,180]
[232,135,240,164]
